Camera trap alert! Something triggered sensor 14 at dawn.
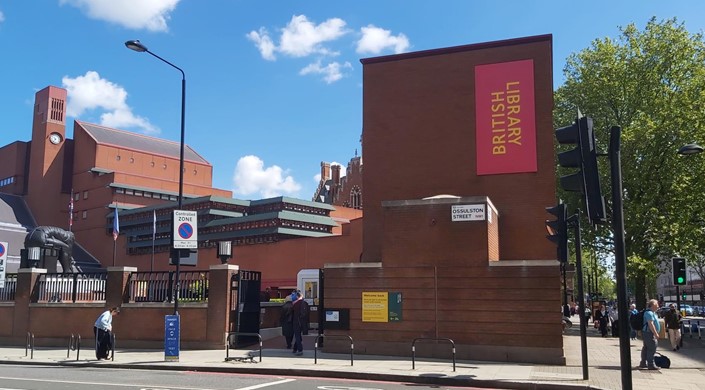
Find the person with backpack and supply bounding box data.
[638,299,661,370]
[664,303,682,351]
[628,303,638,340]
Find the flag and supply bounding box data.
[112,207,120,241]
[152,210,157,241]
[68,193,74,229]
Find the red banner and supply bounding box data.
[475,59,537,175]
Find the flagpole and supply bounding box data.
[151,210,156,272]
[112,202,119,267]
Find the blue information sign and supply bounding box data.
[164,315,180,361]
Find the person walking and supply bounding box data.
[664,303,682,351]
[280,295,294,350]
[629,303,638,340]
[593,304,609,337]
[291,291,309,356]
[639,299,661,370]
[608,305,619,337]
[94,306,119,360]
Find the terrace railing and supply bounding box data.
[35,273,107,303]
[0,274,18,301]
[127,271,209,303]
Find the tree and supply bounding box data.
[554,18,705,308]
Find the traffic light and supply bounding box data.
[682,292,687,300]
[555,116,606,225]
[545,201,568,263]
[672,257,687,285]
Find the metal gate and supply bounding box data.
[229,270,261,347]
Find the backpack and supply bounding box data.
[630,309,645,330]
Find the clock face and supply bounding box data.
[49,133,62,145]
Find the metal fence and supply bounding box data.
[127,271,209,303]
[0,274,18,301]
[35,273,107,303]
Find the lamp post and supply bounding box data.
[125,39,186,315]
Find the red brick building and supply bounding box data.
[323,34,564,364]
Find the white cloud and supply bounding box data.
[59,0,179,32]
[300,61,352,84]
[246,28,276,61]
[62,71,159,135]
[279,15,347,57]
[247,15,348,60]
[356,25,410,54]
[233,155,302,198]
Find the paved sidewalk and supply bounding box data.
[2,316,705,389]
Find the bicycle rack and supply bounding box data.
[682,319,701,339]
[67,334,81,361]
[411,337,456,372]
[314,334,354,366]
[25,332,34,359]
[225,332,262,362]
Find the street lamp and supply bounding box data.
[678,143,704,156]
[125,39,186,315]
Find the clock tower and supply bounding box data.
[26,86,70,228]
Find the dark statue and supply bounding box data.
[24,226,76,273]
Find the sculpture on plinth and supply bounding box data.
[24,226,76,273]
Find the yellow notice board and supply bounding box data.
[362,292,389,322]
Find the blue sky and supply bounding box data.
[1,1,704,201]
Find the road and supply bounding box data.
[0,365,505,390]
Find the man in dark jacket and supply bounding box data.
[280,295,294,350]
[291,291,309,355]
[664,303,682,351]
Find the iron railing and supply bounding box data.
[35,273,107,303]
[127,271,209,303]
[0,274,18,301]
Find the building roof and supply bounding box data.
[77,121,209,164]
[251,196,336,211]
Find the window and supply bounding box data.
[83,191,88,200]
[74,192,80,200]
[82,211,87,219]
[350,187,362,209]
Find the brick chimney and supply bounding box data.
[320,162,331,181]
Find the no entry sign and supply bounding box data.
[173,210,198,249]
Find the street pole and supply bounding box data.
[125,40,185,316]
[609,126,632,389]
[570,212,589,380]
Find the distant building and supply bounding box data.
[0,86,361,282]
[313,152,363,209]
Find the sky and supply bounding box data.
[1,1,704,202]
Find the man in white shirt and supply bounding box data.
[94,307,119,360]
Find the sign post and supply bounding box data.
[164,314,180,361]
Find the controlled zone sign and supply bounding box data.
[0,241,6,288]
[173,210,198,249]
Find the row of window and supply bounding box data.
[114,155,199,175]
[115,187,178,201]
[0,176,15,187]
[126,235,279,255]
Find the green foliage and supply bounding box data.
[555,17,705,294]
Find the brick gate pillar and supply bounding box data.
[105,266,136,309]
[12,268,46,338]
[206,264,239,345]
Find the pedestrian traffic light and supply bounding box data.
[545,201,568,263]
[555,116,606,225]
[682,292,687,300]
[672,257,687,285]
